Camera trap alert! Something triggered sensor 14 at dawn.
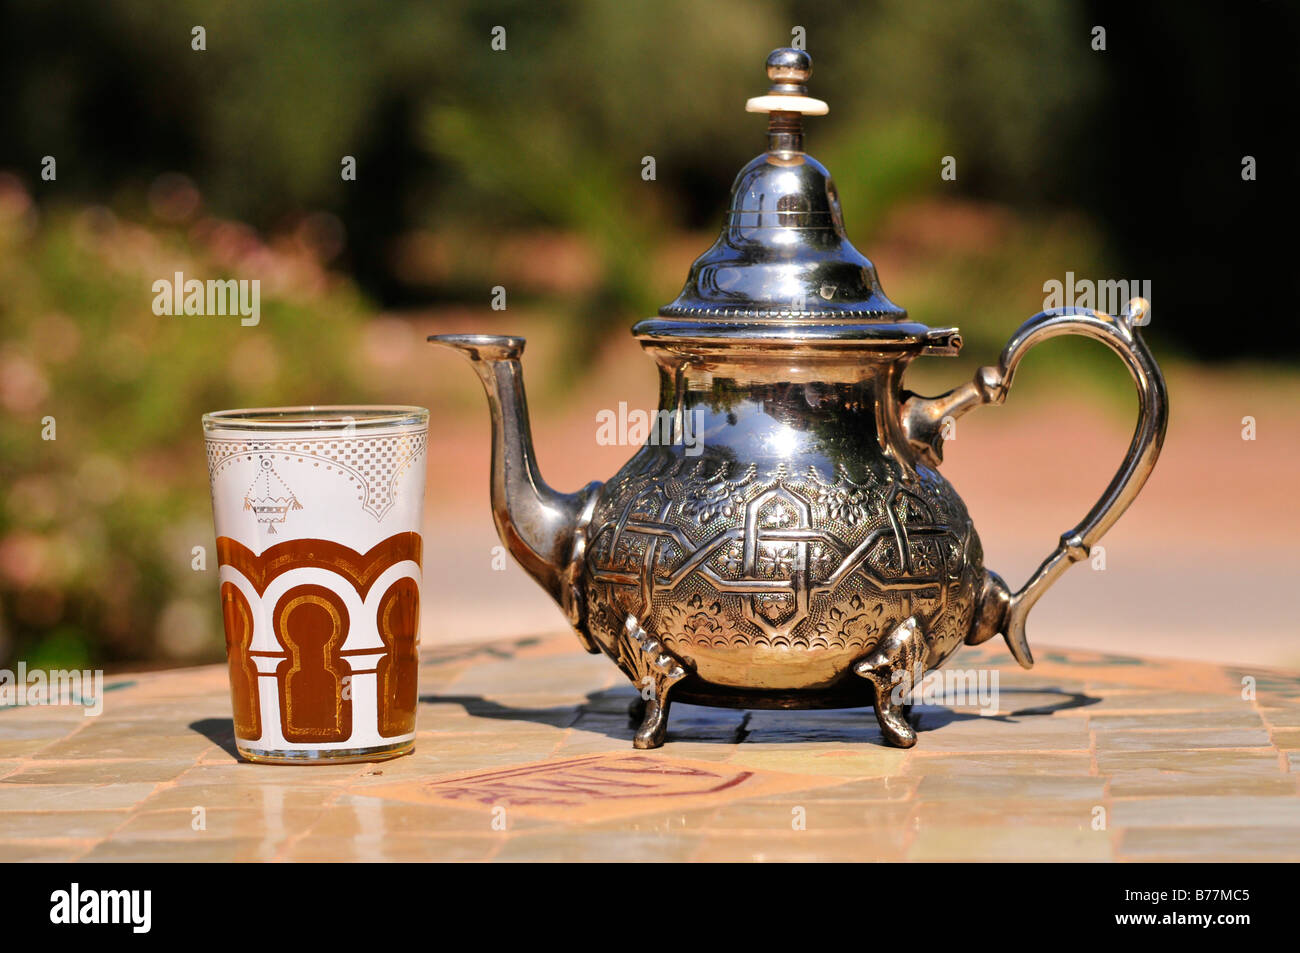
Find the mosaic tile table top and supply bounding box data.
[2,634,1299,862]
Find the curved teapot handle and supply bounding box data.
[900,298,1168,668]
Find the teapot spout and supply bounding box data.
[428,334,601,633]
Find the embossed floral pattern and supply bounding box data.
[813,484,873,526]
[754,593,795,623]
[911,540,939,575]
[758,544,796,578]
[681,484,745,524]
[809,542,839,579]
[613,535,643,571]
[659,592,738,647]
[762,503,795,527]
[678,463,754,524]
[812,592,886,651]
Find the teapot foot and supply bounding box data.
[853,617,927,748]
[633,698,672,749]
[618,614,688,750]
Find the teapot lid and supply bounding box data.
[635,48,960,355]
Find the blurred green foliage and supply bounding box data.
[0,194,374,669]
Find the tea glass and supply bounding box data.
[202,406,429,763]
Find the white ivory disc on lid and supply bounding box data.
[744,94,829,115]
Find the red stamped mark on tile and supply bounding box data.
[362,753,843,821]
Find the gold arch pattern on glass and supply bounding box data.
[272,585,352,744]
[216,533,422,599]
[220,582,261,740]
[376,576,420,737]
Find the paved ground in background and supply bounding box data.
[2,633,1299,862]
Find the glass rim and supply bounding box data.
[202,405,429,433]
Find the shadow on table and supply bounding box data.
[421,685,1100,745]
[190,717,240,759]
[914,687,1100,732]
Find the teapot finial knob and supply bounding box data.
[746,47,828,120]
[766,47,812,92]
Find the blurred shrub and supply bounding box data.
[0,176,373,669]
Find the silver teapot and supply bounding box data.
[431,49,1167,748]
